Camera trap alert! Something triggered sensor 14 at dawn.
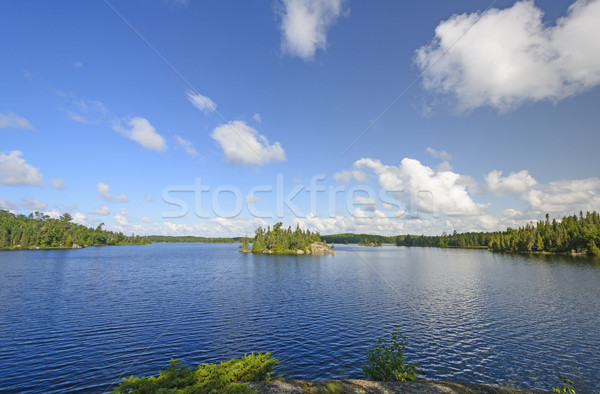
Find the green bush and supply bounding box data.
[552,375,576,394]
[114,353,278,393]
[362,327,420,381]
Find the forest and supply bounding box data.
[0,210,148,249]
[396,211,600,256]
[321,233,396,245]
[246,222,324,254]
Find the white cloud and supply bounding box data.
[140,217,269,237]
[211,121,286,166]
[426,147,452,160]
[0,151,44,186]
[0,198,18,211]
[141,216,151,223]
[113,117,168,152]
[96,183,128,202]
[416,0,600,111]
[114,208,129,226]
[333,169,367,184]
[521,177,600,214]
[354,195,376,206]
[72,212,86,225]
[482,170,538,196]
[0,112,34,130]
[51,178,67,190]
[279,0,346,60]
[437,161,453,172]
[44,210,60,219]
[353,157,484,216]
[174,135,198,156]
[253,113,262,124]
[244,195,260,205]
[91,205,111,215]
[187,91,216,113]
[74,61,83,68]
[20,198,48,211]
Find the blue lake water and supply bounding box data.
[0,243,599,393]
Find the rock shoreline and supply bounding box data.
[245,379,546,393]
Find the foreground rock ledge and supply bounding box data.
[245,379,546,393]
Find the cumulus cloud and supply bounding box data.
[211,121,286,166]
[174,135,198,156]
[141,216,151,223]
[481,169,538,196]
[416,0,600,111]
[333,169,367,184]
[0,112,34,130]
[0,151,44,186]
[426,147,452,160]
[353,157,484,215]
[114,208,129,226]
[91,205,111,215]
[20,198,48,211]
[72,212,86,225]
[97,183,128,202]
[113,117,168,152]
[187,91,216,113]
[51,178,67,190]
[521,177,600,214]
[279,0,346,60]
[253,113,262,124]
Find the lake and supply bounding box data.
[1,243,599,393]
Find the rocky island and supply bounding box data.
[240,222,334,255]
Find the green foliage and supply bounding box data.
[250,223,322,255]
[395,212,600,256]
[324,382,342,393]
[321,233,396,245]
[552,375,576,394]
[0,210,148,250]
[362,327,420,382]
[114,353,278,393]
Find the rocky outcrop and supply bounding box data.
[310,242,334,256]
[246,379,546,393]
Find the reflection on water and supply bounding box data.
[0,244,599,392]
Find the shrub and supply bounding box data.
[552,375,576,394]
[362,327,420,381]
[114,353,278,393]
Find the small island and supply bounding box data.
[240,222,334,255]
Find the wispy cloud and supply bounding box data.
[0,112,34,130]
[174,135,198,156]
[186,91,217,113]
[426,147,452,160]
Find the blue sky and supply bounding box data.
[2,0,600,236]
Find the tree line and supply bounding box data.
[396,211,600,256]
[0,210,148,249]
